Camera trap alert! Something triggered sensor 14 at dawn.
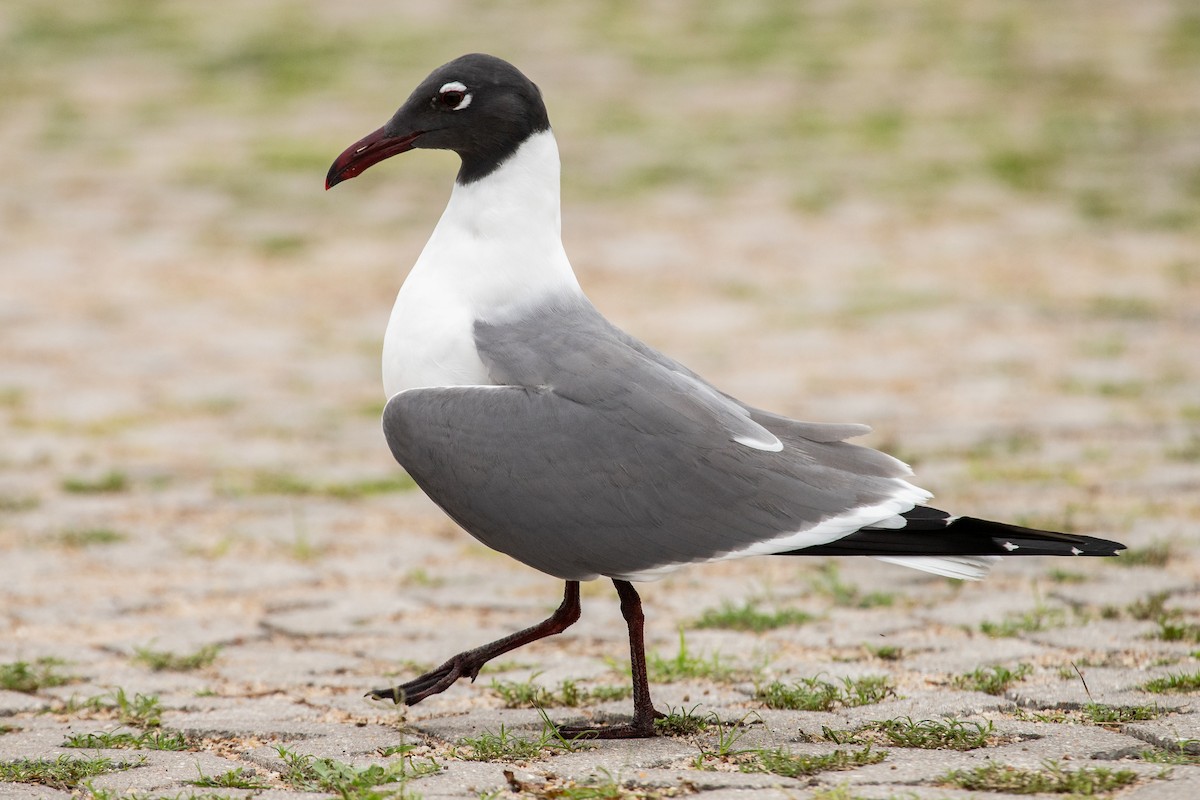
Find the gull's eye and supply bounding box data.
[436,81,472,111]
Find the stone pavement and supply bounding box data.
[1,489,1198,798]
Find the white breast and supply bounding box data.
[382,129,584,397]
[383,273,489,396]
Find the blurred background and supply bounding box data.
[2,1,1198,645]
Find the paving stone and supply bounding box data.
[674,790,797,800]
[902,637,1050,674]
[83,750,254,794]
[272,724,416,759]
[262,596,424,639]
[1024,621,1182,652]
[824,747,995,788]
[164,697,334,738]
[0,784,74,800]
[981,723,1149,762]
[1007,668,1196,709]
[632,769,813,793]
[412,761,521,797]
[1124,717,1200,752]
[1050,574,1197,609]
[598,767,808,792]
[213,642,363,685]
[755,709,848,736]
[841,691,1012,724]
[1122,768,1200,799]
[0,694,43,716]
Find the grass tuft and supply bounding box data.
[489,675,631,709]
[756,675,895,711]
[986,147,1060,192]
[940,759,1138,794]
[109,689,163,728]
[1085,295,1161,321]
[1155,618,1200,643]
[0,657,75,692]
[1115,542,1174,568]
[455,726,555,761]
[1083,703,1162,724]
[810,563,894,608]
[694,600,813,632]
[56,528,126,547]
[0,492,40,512]
[822,716,994,750]
[979,605,1070,637]
[276,745,439,792]
[647,630,738,683]
[654,705,719,736]
[63,730,191,750]
[237,470,417,499]
[694,718,886,777]
[454,715,591,761]
[1142,670,1200,694]
[189,766,271,789]
[57,688,163,728]
[724,745,885,778]
[952,663,1033,695]
[1126,592,1172,621]
[1046,568,1088,584]
[1140,745,1200,766]
[0,754,144,790]
[61,470,128,493]
[132,643,222,672]
[863,644,903,661]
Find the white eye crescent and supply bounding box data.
[438,81,472,111]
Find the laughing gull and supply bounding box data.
[326,53,1126,738]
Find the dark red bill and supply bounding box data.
[326,127,424,189]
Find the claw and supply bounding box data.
[366,686,407,704]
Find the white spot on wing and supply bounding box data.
[1002,541,1019,551]
[733,433,783,452]
[671,371,783,453]
[1071,547,1083,555]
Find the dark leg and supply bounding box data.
[558,579,663,739]
[368,581,581,705]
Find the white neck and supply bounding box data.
[382,129,583,395]
[424,128,580,313]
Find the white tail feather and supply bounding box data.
[874,555,999,581]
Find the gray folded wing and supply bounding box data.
[382,300,923,581]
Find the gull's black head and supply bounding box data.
[326,53,550,189]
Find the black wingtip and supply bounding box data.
[781,510,1127,558]
[957,517,1127,557]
